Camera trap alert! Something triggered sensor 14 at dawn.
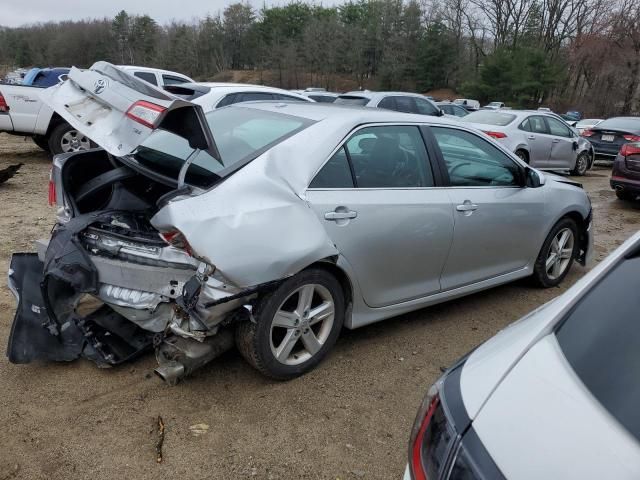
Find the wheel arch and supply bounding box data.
[45,113,67,137]
[304,258,355,328]
[556,209,591,266]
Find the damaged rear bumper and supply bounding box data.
[6,211,261,383]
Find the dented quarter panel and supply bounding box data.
[150,115,357,288]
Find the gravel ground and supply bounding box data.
[0,132,638,480]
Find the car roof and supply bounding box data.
[189,82,312,98]
[338,91,434,101]
[226,101,462,125]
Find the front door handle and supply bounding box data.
[325,210,357,221]
[552,139,560,143]
[456,202,478,212]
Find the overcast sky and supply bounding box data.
[2,0,308,27]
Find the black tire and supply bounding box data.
[532,217,579,288]
[32,135,50,152]
[616,189,633,201]
[516,149,529,164]
[571,152,589,176]
[236,268,345,380]
[47,122,95,155]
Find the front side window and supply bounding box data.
[310,125,434,188]
[432,127,520,187]
[394,96,415,113]
[131,107,312,189]
[275,94,307,102]
[556,254,640,443]
[414,98,439,116]
[133,71,158,86]
[334,96,370,106]
[546,117,572,137]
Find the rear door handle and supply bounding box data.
[325,210,357,221]
[527,135,536,140]
[456,202,478,212]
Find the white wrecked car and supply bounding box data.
[7,63,592,384]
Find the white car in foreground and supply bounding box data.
[406,230,640,479]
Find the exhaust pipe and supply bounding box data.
[154,329,234,385]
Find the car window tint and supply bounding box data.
[162,75,188,86]
[133,71,158,85]
[275,94,307,102]
[519,118,531,132]
[238,92,275,102]
[432,127,520,187]
[452,106,468,117]
[345,126,434,188]
[546,117,572,137]
[395,96,415,113]
[378,96,396,110]
[528,116,548,134]
[309,147,354,188]
[217,94,237,107]
[308,95,336,103]
[414,98,439,116]
[556,254,640,443]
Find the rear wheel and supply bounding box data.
[616,189,633,201]
[532,218,579,287]
[235,268,344,380]
[48,122,95,155]
[571,152,589,176]
[515,149,529,164]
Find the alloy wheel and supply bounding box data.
[269,284,335,365]
[545,228,574,280]
[60,130,92,152]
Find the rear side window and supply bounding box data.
[432,127,519,187]
[520,116,548,134]
[310,125,434,189]
[274,94,307,102]
[556,254,640,443]
[237,92,275,102]
[134,71,158,85]
[394,96,415,113]
[378,96,396,110]
[309,147,354,188]
[308,95,336,103]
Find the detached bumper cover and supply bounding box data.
[6,212,156,366]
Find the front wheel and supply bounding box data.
[571,152,590,176]
[235,268,344,380]
[532,218,579,287]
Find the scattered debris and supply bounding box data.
[0,163,23,185]
[155,416,165,463]
[189,423,209,436]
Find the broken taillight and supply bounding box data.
[581,129,594,137]
[483,130,507,139]
[159,229,193,255]
[125,100,166,129]
[48,168,56,206]
[0,92,9,112]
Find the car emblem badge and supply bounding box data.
[94,79,108,95]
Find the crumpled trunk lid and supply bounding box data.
[40,61,219,159]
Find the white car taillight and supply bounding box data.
[125,100,166,129]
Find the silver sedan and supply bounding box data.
[461,109,595,176]
[7,63,593,383]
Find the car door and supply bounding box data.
[545,116,577,169]
[519,115,553,167]
[430,126,547,290]
[305,124,454,307]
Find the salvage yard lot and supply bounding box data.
[0,132,638,480]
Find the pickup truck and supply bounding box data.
[0,66,193,155]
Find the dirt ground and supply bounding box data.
[0,132,638,480]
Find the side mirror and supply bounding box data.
[58,74,69,83]
[525,167,544,188]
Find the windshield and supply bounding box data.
[594,117,640,132]
[556,253,640,442]
[131,106,312,189]
[334,96,369,106]
[462,111,516,126]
